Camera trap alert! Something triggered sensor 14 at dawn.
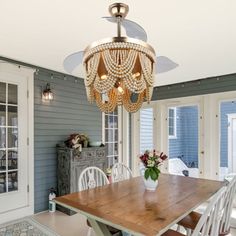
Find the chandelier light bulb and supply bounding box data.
[100,75,107,80]
[133,72,141,78]
[117,85,124,95]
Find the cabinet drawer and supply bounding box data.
[82,150,96,159]
[96,149,106,159]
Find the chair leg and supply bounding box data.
[186,228,192,236]
[87,228,92,236]
[176,225,181,232]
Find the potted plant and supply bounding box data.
[139,150,167,191]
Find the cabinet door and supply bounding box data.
[57,150,70,196]
[94,159,107,172]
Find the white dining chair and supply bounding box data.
[78,167,109,236]
[78,167,122,236]
[219,174,236,235]
[161,187,226,236]
[111,163,133,183]
[176,174,236,236]
[78,166,109,191]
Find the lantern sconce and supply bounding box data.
[42,83,54,101]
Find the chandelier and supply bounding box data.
[83,3,156,113]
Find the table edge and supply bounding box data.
[54,199,144,236]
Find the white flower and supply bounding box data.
[147,160,155,167]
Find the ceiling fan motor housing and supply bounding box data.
[109,3,129,19]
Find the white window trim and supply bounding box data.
[168,107,177,139]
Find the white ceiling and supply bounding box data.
[0,0,236,86]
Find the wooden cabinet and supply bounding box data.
[57,146,108,214]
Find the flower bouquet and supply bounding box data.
[139,150,167,191]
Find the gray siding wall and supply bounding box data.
[34,70,102,213]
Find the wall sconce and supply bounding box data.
[42,83,54,100]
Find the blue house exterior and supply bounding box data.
[169,102,236,169]
[220,101,236,167]
[169,106,199,167]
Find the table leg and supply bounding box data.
[87,217,112,236]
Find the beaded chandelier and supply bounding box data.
[83,3,156,113]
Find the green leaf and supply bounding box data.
[150,168,158,181]
[144,169,150,180]
[154,167,160,176]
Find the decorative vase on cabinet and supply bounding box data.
[57,145,108,215]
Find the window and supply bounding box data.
[103,109,119,167]
[168,107,176,138]
[140,107,153,153]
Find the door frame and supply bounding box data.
[228,114,236,173]
[160,96,204,178]
[131,96,205,177]
[0,62,34,223]
[131,102,158,176]
[212,91,236,180]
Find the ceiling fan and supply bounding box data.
[63,10,179,76]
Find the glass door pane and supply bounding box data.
[0,82,18,194]
[168,105,199,178]
[140,107,153,153]
[219,100,236,179]
[104,109,119,167]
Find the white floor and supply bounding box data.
[33,211,92,236]
[33,210,236,236]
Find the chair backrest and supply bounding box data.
[219,174,236,234]
[78,166,109,191]
[192,187,226,236]
[111,163,133,183]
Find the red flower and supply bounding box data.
[160,152,168,161]
[139,150,168,168]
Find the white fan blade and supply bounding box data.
[63,51,83,73]
[102,17,147,42]
[156,56,179,74]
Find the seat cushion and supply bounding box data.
[178,211,202,230]
[161,229,184,236]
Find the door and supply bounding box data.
[0,75,28,213]
[163,96,204,178]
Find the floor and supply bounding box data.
[33,211,92,236]
[33,210,236,236]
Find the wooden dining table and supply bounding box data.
[54,174,225,236]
